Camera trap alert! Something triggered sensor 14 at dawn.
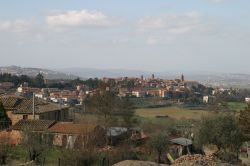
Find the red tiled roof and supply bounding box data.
[12,119,56,131]
[0,95,68,114]
[48,122,98,134]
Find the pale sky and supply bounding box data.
[0,0,249,73]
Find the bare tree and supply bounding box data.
[22,127,51,163]
[148,133,169,163]
[91,91,137,145]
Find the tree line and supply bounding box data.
[0,73,101,90]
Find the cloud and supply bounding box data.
[137,12,203,35]
[46,9,117,29]
[146,36,158,45]
[0,19,34,33]
[137,12,216,45]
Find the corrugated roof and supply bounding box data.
[48,122,97,134]
[12,119,55,131]
[107,127,128,137]
[170,137,192,146]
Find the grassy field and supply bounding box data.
[227,102,247,111]
[136,106,210,120]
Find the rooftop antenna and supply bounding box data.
[32,93,35,120]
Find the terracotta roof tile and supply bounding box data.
[0,95,68,114]
[12,119,56,131]
[48,122,98,134]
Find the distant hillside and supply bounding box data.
[187,73,250,88]
[0,66,78,80]
[58,67,154,78]
[2,66,250,88]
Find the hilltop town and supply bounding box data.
[1,73,211,107]
[0,72,250,165]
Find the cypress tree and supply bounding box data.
[0,102,11,129]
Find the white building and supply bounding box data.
[245,97,250,103]
[203,95,216,104]
[132,90,146,98]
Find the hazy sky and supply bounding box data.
[0,0,249,73]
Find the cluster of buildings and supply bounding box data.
[0,94,192,160]
[0,75,218,159]
[12,74,205,107]
[16,84,90,106]
[104,74,200,98]
[0,94,147,149]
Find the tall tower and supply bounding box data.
[181,74,184,82]
[141,75,144,80]
[152,74,155,80]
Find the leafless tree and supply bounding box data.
[148,133,169,163]
[22,127,52,163]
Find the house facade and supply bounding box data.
[48,122,105,149]
[0,95,69,125]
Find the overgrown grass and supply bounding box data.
[9,145,28,161]
[9,145,62,165]
[135,106,210,120]
[227,102,247,111]
[44,147,62,164]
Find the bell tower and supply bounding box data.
[181,74,184,82]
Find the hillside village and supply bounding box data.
[0,72,250,165]
[8,74,213,106]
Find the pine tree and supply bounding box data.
[239,104,250,141]
[0,102,11,129]
[34,73,45,88]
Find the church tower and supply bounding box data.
[181,74,184,82]
[152,74,155,80]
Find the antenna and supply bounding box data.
[33,93,35,120]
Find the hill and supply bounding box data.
[0,66,78,80]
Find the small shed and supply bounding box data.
[129,128,148,143]
[107,127,128,145]
[170,137,193,158]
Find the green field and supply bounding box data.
[136,106,209,120]
[227,102,247,111]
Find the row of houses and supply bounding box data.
[0,119,148,149]
[129,89,172,98]
[4,118,191,158]
[2,120,104,149]
[16,85,88,106]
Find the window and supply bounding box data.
[23,115,28,120]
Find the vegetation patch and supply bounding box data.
[136,106,210,120]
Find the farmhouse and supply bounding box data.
[48,122,105,149]
[10,119,56,145]
[0,95,69,125]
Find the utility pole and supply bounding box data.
[33,93,35,120]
